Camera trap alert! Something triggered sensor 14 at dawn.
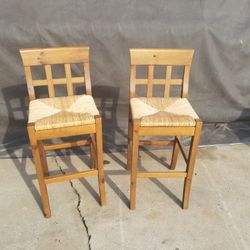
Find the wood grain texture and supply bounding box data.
[45,65,55,97]
[28,124,51,218]
[182,120,203,209]
[182,65,191,98]
[147,65,154,97]
[138,126,195,136]
[164,66,172,97]
[20,46,89,66]
[32,77,85,86]
[135,78,182,85]
[64,64,73,95]
[137,172,187,178]
[44,139,91,151]
[139,140,174,146]
[176,137,188,164]
[130,120,140,210]
[130,49,194,65]
[83,62,92,95]
[170,137,180,170]
[35,124,96,140]
[95,116,106,206]
[24,66,35,100]
[130,65,136,98]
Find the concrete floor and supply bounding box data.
[0,143,249,250]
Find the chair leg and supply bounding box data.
[127,119,133,170]
[90,134,97,169]
[170,137,179,170]
[38,142,49,176]
[28,125,51,218]
[130,120,140,210]
[182,120,203,209]
[95,116,106,206]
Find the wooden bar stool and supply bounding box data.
[127,49,203,209]
[20,46,106,218]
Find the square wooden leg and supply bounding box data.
[127,119,133,170]
[170,136,180,170]
[182,120,203,209]
[130,120,140,210]
[95,116,106,206]
[28,124,51,218]
[38,142,49,176]
[90,134,97,169]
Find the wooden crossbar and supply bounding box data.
[137,171,187,178]
[44,139,91,151]
[32,77,85,86]
[135,79,182,85]
[35,124,96,140]
[139,127,195,136]
[44,169,98,184]
[139,140,174,146]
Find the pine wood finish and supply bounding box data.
[20,46,106,218]
[127,48,203,209]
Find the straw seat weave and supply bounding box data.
[29,95,99,131]
[130,97,199,127]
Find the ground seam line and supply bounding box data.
[54,156,92,250]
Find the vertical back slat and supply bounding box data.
[83,62,92,95]
[130,65,136,98]
[45,65,55,97]
[24,66,35,101]
[147,65,154,97]
[164,66,172,97]
[182,66,190,98]
[64,64,73,95]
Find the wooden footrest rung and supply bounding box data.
[137,171,187,178]
[44,169,98,184]
[44,139,91,151]
[139,140,174,146]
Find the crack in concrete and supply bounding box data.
[55,157,92,250]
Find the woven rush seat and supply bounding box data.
[29,94,99,131]
[130,97,199,127]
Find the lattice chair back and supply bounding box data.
[20,46,92,101]
[129,49,194,99]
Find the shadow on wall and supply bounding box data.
[1,84,30,157]
[1,84,44,209]
[91,85,128,153]
[233,109,250,143]
[199,109,250,146]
